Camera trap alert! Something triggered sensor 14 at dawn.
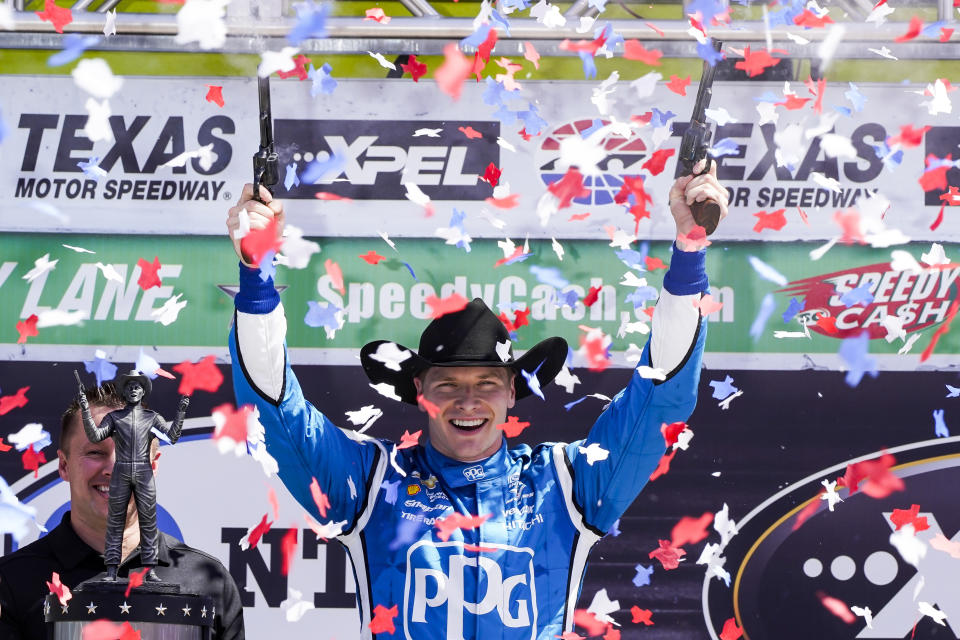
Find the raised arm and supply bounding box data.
[227,184,385,533]
[562,164,727,533]
[78,391,113,443]
[153,397,189,445]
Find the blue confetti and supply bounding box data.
[933,409,950,437]
[308,62,338,97]
[840,283,874,308]
[381,479,400,505]
[301,153,345,184]
[135,350,162,380]
[625,287,659,308]
[501,0,530,10]
[558,289,579,309]
[650,107,677,129]
[832,105,852,117]
[607,518,621,536]
[578,51,597,79]
[749,293,776,341]
[521,360,546,400]
[685,0,729,24]
[946,385,960,398]
[502,251,533,267]
[490,8,512,35]
[530,265,569,289]
[616,249,645,269]
[518,103,548,136]
[709,375,738,400]
[304,300,341,330]
[782,297,804,323]
[77,156,107,181]
[460,23,492,48]
[403,261,418,281]
[633,563,654,587]
[752,91,782,103]
[588,0,608,12]
[284,162,300,191]
[564,396,589,411]
[838,332,877,387]
[581,118,605,139]
[921,21,946,38]
[595,22,623,50]
[844,82,866,112]
[47,34,100,67]
[259,250,277,282]
[83,354,118,387]
[483,77,509,106]
[709,137,741,158]
[287,0,330,45]
[696,39,725,67]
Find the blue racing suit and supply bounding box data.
[229,246,708,639]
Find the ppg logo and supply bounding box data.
[462,465,485,482]
[403,541,537,640]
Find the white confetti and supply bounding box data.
[496,137,517,153]
[367,51,396,70]
[630,71,662,101]
[578,442,609,465]
[175,0,229,50]
[370,382,401,402]
[161,144,215,172]
[635,365,666,380]
[413,128,442,137]
[369,342,412,372]
[72,58,123,99]
[23,254,58,283]
[103,9,117,36]
[63,244,95,254]
[151,293,188,326]
[921,242,949,266]
[280,588,314,623]
[83,98,113,143]
[553,367,580,394]
[259,47,301,77]
[705,107,737,126]
[37,309,87,328]
[280,224,320,269]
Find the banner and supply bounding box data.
[3,77,959,241]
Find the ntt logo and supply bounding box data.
[535,119,648,206]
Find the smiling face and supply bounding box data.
[413,366,516,463]
[123,380,144,405]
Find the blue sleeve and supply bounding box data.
[229,265,382,532]
[564,249,708,533]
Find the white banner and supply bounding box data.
[2,75,958,241]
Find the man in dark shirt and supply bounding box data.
[0,383,245,639]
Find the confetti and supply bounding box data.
[173,354,223,396]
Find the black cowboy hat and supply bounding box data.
[119,370,152,397]
[360,298,568,405]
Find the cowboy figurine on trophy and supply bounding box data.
[74,370,190,582]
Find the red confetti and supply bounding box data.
[324,259,345,295]
[435,512,491,542]
[309,477,331,518]
[478,28,498,63]
[22,444,46,478]
[398,429,422,449]
[136,257,162,290]
[463,543,499,552]
[523,41,540,69]
[645,21,665,36]
[671,512,714,547]
[359,250,386,265]
[83,620,140,640]
[792,490,826,531]
[890,504,930,532]
[280,527,298,575]
[276,54,312,80]
[548,168,590,209]
[36,0,72,33]
[815,315,839,335]
[556,633,586,640]
[649,449,677,481]
[641,148,675,176]
[513,308,530,328]
[0,438,11,452]
[794,8,834,27]
[173,354,223,396]
[677,226,711,250]
[204,84,224,107]
[583,286,602,307]
[603,626,621,640]
[888,125,931,148]
[614,175,654,233]
[841,452,904,499]
[559,31,607,56]
[370,604,399,635]
[666,74,692,96]
[833,208,865,244]
[920,297,959,362]
[753,208,788,232]
[894,15,923,42]
[485,194,520,209]
[579,330,610,372]
[648,539,686,570]
[573,609,607,636]
[941,27,954,41]
[496,416,531,438]
[719,617,744,640]
[459,125,483,140]
[125,568,148,598]
[660,421,687,448]
[623,40,663,65]
[809,77,826,114]
[435,43,472,100]
[364,7,390,23]
[246,513,272,549]
[920,163,952,193]
[240,216,282,267]
[425,293,469,319]
[817,591,856,623]
[631,606,654,625]
[400,54,428,82]
[735,46,783,77]
[494,247,524,268]
[0,387,29,416]
[777,93,811,110]
[568,212,591,222]
[268,487,280,520]
[645,255,667,270]
[482,162,502,187]
[315,192,354,202]
[212,403,252,445]
[46,572,72,606]
[16,314,38,345]
[417,392,441,417]
[693,294,724,315]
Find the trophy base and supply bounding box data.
[80,576,181,595]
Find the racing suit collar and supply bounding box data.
[423,438,509,488]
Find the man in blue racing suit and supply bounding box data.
[226,167,727,639]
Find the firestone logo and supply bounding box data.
[778,263,960,339]
[536,119,647,206]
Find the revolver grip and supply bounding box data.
[690,198,722,236]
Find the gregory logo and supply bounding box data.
[273,119,499,201]
[536,119,647,206]
[403,541,537,640]
[778,263,960,339]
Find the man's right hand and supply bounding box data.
[226,183,285,267]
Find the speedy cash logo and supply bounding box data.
[536,119,647,205]
[404,541,537,640]
[704,441,960,640]
[778,263,960,339]
[273,119,500,200]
